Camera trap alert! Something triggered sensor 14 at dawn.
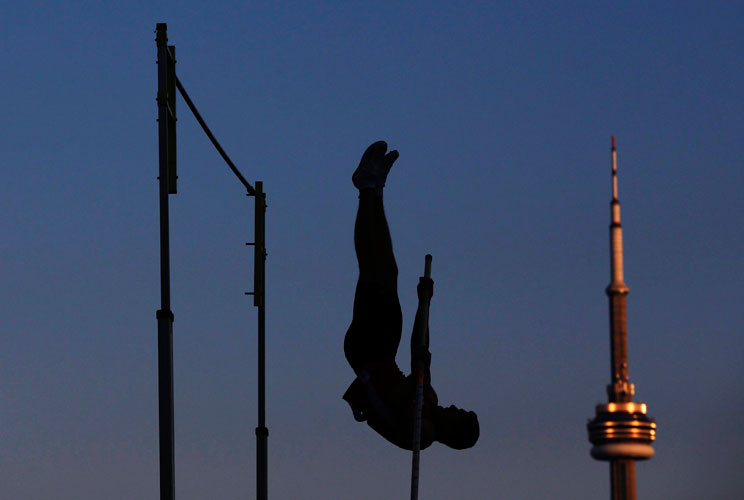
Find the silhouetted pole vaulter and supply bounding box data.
[410,254,432,500]
[154,23,268,500]
[343,141,479,482]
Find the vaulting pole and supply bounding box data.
[410,254,432,500]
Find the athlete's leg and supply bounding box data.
[354,190,398,289]
[344,142,402,373]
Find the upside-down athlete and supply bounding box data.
[343,141,479,451]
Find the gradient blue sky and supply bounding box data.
[2,2,743,499]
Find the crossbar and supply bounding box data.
[175,76,255,195]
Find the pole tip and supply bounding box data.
[424,254,432,278]
[611,135,616,150]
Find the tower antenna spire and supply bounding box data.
[609,135,628,297]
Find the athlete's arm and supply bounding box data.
[410,277,433,383]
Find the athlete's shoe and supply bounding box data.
[353,141,399,193]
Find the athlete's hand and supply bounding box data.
[417,277,434,302]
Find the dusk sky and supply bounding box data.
[2,2,743,499]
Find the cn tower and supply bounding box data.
[587,137,656,500]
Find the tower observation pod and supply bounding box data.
[587,137,656,500]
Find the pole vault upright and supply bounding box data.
[155,24,176,500]
[155,23,268,500]
[250,181,268,500]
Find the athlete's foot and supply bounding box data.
[353,141,399,194]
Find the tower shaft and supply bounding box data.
[608,291,631,403]
[611,460,637,500]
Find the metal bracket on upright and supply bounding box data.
[245,181,266,307]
